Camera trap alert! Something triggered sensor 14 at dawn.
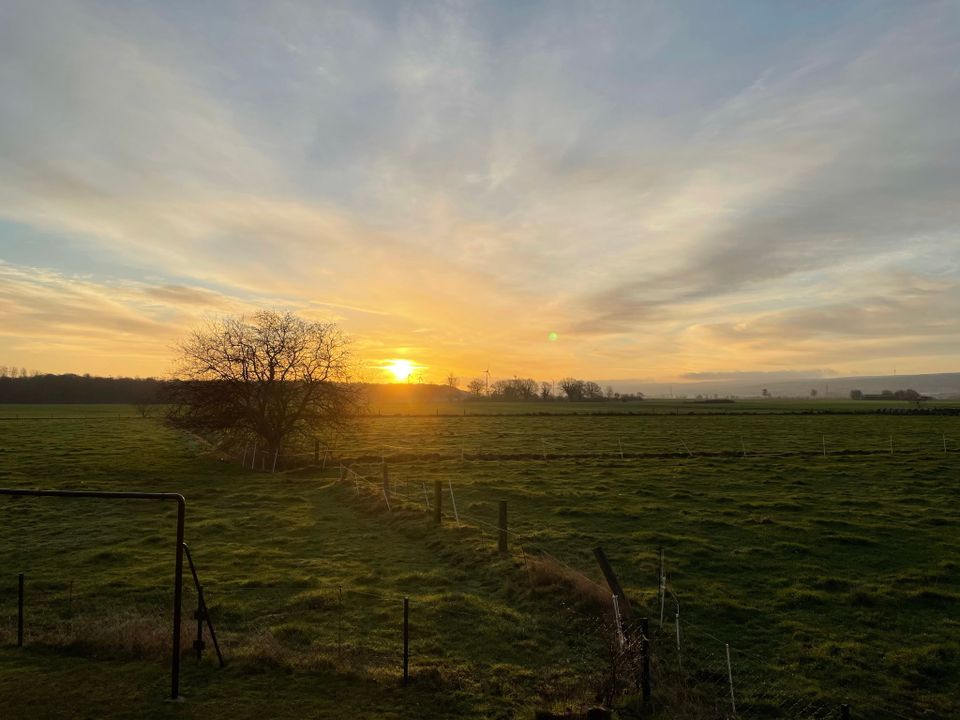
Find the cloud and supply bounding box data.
[0,1,958,379]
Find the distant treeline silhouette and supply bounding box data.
[0,374,470,405]
[0,374,164,404]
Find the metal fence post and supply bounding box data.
[402,597,410,686]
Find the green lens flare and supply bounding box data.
[547,332,558,342]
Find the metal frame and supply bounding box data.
[1,488,187,700]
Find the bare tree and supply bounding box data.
[583,381,603,400]
[167,311,357,458]
[466,378,485,397]
[446,373,460,401]
[559,377,585,401]
[539,380,554,400]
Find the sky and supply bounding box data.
[1,0,958,385]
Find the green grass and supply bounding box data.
[1,405,959,718]
[364,397,960,416]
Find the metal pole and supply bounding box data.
[402,597,409,686]
[658,547,665,626]
[337,586,343,660]
[612,595,625,648]
[172,499,185,700]
[194,587,205,661]
[675,611,681,671]
[640,617,651,703]
[447,479,461,528]
[0,488,187,701]
[17,573,24,647]
[725,643,736,715]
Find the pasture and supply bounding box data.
[1,403,958,719]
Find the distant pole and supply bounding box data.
[498,500,508,555]
[889,434,894,454]
[17,573,24,647]
[433,480,442,526]
[740,436,747,457]
[822,434,827,457]
[618,436,624,460]
[271,448,279,473]
[402,597,409,687]
[421,482,431,511]
[382,463,390,502]
[943,433,948,453]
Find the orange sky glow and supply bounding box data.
[1,2,958,388]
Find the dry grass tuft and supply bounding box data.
[526,553,613,611]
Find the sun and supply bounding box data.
[384,359,416,382]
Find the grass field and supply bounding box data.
[1,403,959,719]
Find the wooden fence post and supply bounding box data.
[433,480,442,526]
[498,500,508,555]
[593,547,633,617]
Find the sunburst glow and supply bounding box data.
[384,359,416,382]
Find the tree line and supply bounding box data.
[849,388,926,401]
[463,376,643,402]
[0,374,164,404]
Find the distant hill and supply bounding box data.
[611,372,960,399]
